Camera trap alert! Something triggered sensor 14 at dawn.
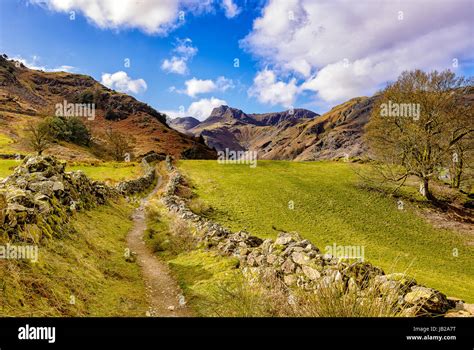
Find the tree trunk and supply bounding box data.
[421,178,435,200]
[452,158,463,189]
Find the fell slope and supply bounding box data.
[0,55,215,160]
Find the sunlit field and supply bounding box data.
[179,160,474,302]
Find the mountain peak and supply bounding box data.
[209,105,245,118]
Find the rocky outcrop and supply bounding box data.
[161,169,473,317]
[0,156,116,241]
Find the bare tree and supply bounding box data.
[26,121,50,155]
[365,70,473,200]
[104,128,135,161]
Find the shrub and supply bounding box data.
[104,109,126,121]
[145,202,197,256]
[187,198,211,215]
[74,90,94,104]
[168,218,197,253]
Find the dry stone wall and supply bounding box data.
[0,154,157,241]
[115,154,157,195]
[161,169,473,317]
[0,156,115,241]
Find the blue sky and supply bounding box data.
[1,0,473,120]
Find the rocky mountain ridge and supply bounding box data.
[169,99,375,160]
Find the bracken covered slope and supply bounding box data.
[0,55,216,160]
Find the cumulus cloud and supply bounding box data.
[248,69,298,107]
[188,97,227,120]
[242,0,474,103]
[221,0,241,18]
[164,97,227,121]
[161,38,198,75]
[101,71,147,94]
[178,76,234,97]
[161,57,188,75]
[30,0,215,35]
[182,78,215,97]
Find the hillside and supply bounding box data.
[169,99,376,160]
[0,54,216,160]
[167,116,200,135]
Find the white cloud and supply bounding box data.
[178,76,234,97]
[164,97,227,121]
[13,55,46,71]
[101,71,147,94]
[242,0,474,103]
[188,97,228,120]
[221,0,241,18]
[51,65,76,72]
[162,109,184,120]
[161,57,188,75]
[30,0,214,35]
[215,76,234,92]
[248,69,298,107]
[182,78,216,97]
[173,38,198,58]
[161,38,198,75]
[12,55,75,72]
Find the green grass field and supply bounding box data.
[0,159,21,179]
[0,160,143,183]
[178,160,474,302]
[67,162,143,183]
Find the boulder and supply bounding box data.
[291,251,311,265]
[281,258,296,274]
[275,232,301,246]
[302,265,321,280]
[404,286,453,315]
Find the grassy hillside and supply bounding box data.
[178,160,474,302]
[0,199,148,316]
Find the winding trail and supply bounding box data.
[127,175,192,317]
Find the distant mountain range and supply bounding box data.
[0,53,381,162]
[169,97,377,160]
